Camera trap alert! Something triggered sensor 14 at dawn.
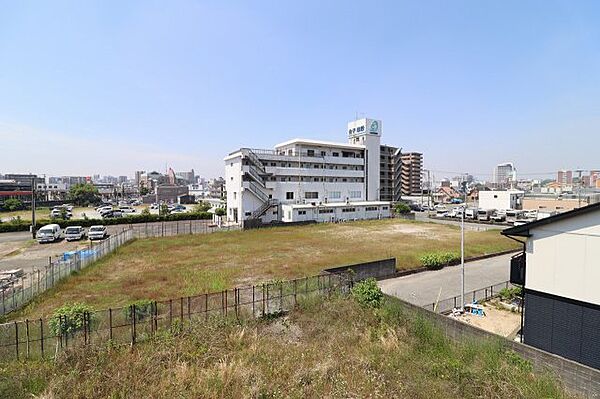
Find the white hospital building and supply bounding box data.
[224,118,419,226]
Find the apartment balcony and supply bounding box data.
[264,166,364,179]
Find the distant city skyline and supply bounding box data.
[2,2,600,179]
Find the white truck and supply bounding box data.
[88,225,108,240]
[65,226,86,241]
[36,224,62,243]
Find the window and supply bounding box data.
[382,206,388,210]
[298,210,307,215]
[307,149,315,156]
[330,191,341,199]
[318,208,334,214]
[342,207,356,213]
[332,152,339,157]
[321,151,326,156]
[305,192,318,199]
[270,162,276,166]
[273,210,278,215]
[245,212,251,216]
[286,192,294,200]
[349,190,361,199]
[366,206,378,211]
[233,192,237,200]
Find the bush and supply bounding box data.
[123,299,154,321]
[48,303,95,336]
[193,202,212,213]
[499,286,523,302]
[394,202,411,214]
[351,278,384,308]
[419,251,460,269]
[2,198,23,211]
[215,208,226,217]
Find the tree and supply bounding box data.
[394,202,411,214]
[139,186,150,196]
[215,207,226,217]
[68,183,101,206]
[2,198,23,211]
[159,204,169,216]
[193,201,212,213]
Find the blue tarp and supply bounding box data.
[63,249,96,261]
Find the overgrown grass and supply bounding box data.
[0,296,570,398]
[10,219,518,320]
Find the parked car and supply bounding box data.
[50,208,72,219]
[65,226,86,241]
[150,203,159,210]
[477,209,494,221]
[465,208,478,220]
[36,224,62,243]
[119,205,135,213]
[102,210,123,218]
[88,225,108,240]
[450,198,463,204]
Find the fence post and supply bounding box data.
[169,299,173,330]
[205,293,208,321]
[187,296,191,320]
[131,305,136,345]
[83,311,88,345]
[25,319,30,359]
[40,318,44,358]
[153,301,158,333]
[180,297,184,321]
[262,284,265,317]
[14,322,19,360]
[252,285,255,317]
[293,279,297,306]
[109,308,113,341]
[224,290,228,317]
[234,288,238,319]
[279,284,283,311]
[58,315,63,350]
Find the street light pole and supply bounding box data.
[31,174,36,239]
[460,204,465,312]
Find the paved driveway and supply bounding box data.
[378,253,514,306]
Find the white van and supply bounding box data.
[36,224,62,243]
[477,209,494,221]
[465,208,478,220]
[65,226,86,241]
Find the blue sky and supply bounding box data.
[1,1,599,180]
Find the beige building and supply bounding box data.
[522,197,588,212]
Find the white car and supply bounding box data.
[36,224,62,243]
[50,209,72,219]
[119,206,135,213]
[65,226,86,241]
[88,225,108,240]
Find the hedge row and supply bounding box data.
[0,212,213,233]
[419,251,461,270]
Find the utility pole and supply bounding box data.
[460,203,465,312]
[31,174,36,239]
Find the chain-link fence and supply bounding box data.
[0,273,351,361]
[0,229,134,315]
[423,281,513,314]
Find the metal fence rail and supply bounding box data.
[423,281,513,314]
[0,273,351,361]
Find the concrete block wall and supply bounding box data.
[323,258,396,281]
[398,298,600,398]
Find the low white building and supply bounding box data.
[478,190,524,210]
[281,201,391,223]
[502,203,600,370]
[224,118,397,226]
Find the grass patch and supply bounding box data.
[0,296,571,398]
[9,219,518,320]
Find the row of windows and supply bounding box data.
[272,176,364,183]
[285,191,361,200]
[263,161,364,171]
[277,149,363,158]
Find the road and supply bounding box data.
[378,253,514,307]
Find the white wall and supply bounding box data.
[281,203,391,223]
[525,211,600,305]
[479,190,524,210]
[225,154,242,223]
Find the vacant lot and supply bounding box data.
[12,219,518,319]
[2,296,570,399]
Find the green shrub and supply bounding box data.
[499,286,522,302]
[48,303,95,336]
[123,299,154,321]
[351,278,384,308]
[394,202,411,214]
[419,251,460,269]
